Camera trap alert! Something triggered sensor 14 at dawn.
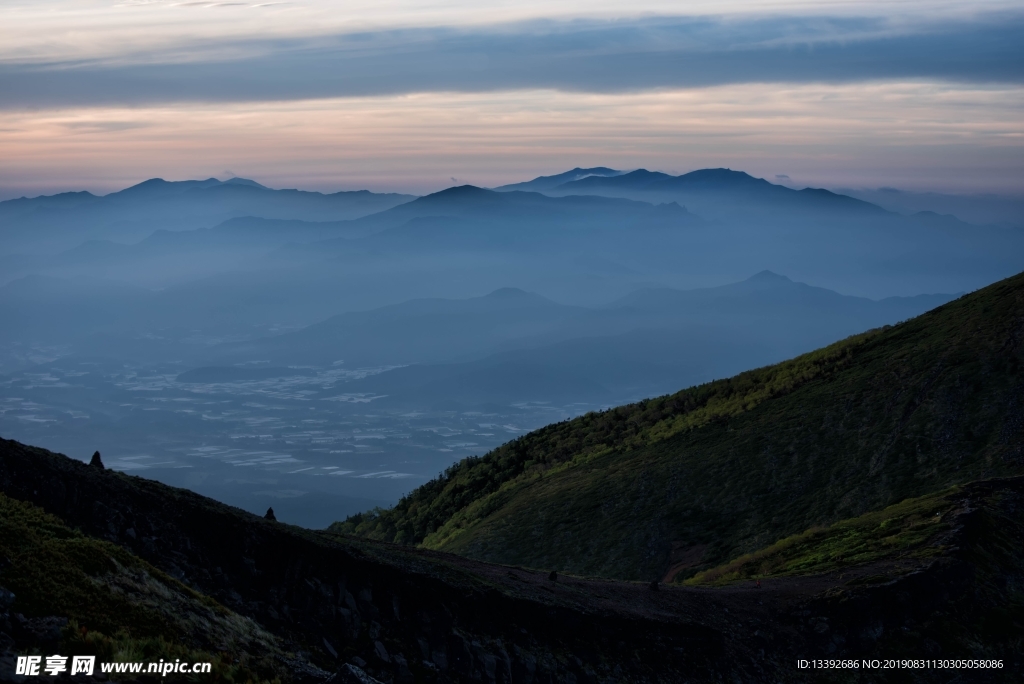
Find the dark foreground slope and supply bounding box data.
[334,271,1024,581]
[0,438,1021,683]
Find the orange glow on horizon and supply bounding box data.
[2,83,1022,197]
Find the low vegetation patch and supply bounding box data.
[0,493,284,683]
[0,493,174,637]
[61,621,282,683]
[685,487,959,586]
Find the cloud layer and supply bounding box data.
[2,14,1023,108]
[2,4,1021,195]
[3,83,1021,198]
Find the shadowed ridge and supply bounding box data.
[552,167,889,214]
[1,435,1021,679]
[385,184,506,211]
[557,168,767,193]
[106,177,224,199]
[795,186,886,212]
[337,183,665,240]
[367,182,648,213]
[0,190,98,210]
[650,169,797,199]
[665,168,772,189]
[0,436,790,682]
[604,271,814,310]
[211,285,574,367]
[558,168,672,191]
[221,177,267,189]
[482,286,547,301]
[745,269,791,282]
[643,201,694,220]
[740,270,794,287]
[494,166,624,192]
[420,184,495,199]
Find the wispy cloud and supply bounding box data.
[2,13,1022,108]
[3,2,1021,196]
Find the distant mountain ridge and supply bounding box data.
[494,166,624,192]
[201,273,955,377]
[535,167,885,215]
[608,270,955,317]
[205,287,586,367]
[0,210,456,288]
[5,169,1019,305]
[316,272,957,408]
[340,184,695,236]
[0,177,416,253]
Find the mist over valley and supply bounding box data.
[1,168,1016,528]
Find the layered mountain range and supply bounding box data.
[2,166,1021,528]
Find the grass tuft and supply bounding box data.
[685,487,959,585]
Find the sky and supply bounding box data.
[1,0,1022,198]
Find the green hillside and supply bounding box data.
[687,476,1024,668]
[332,271,1024,581]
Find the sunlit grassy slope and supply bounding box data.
[332,271,1024,581]
[690,475,1024,660]
[685,486,959,586]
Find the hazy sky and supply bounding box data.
[1,1,1022,197]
